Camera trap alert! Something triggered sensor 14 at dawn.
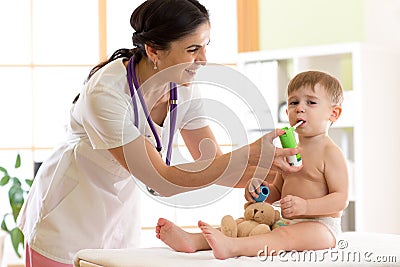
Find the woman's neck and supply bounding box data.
[136,58,155,86]
[135,58,170,108]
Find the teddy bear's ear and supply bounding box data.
[244,201,252,210]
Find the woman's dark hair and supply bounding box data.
[86,0,209,81]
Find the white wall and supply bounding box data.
[355,0,400,234]
[365,0,400,46]
[358,45,400,234]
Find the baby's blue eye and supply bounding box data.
[289,101,298,105]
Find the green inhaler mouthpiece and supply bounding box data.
[279,126,302,167]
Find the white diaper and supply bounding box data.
[272,217,342,241]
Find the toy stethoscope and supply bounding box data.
[127,57,177,196]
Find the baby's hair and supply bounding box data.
[287,70,344,106]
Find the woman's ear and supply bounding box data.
[329,105,342,123]
[144,44,159,63]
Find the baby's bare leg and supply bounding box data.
[199,220,335,259]
[156,218,210,252]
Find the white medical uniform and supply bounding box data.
[18,58,208,264]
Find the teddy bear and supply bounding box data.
[220,201,280,238]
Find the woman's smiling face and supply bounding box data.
[155,22,210,85]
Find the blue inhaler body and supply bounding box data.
[253,185,270,202]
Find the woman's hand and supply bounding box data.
[249,129,302,174]
[273,146,303,174]
[280,195,307,218]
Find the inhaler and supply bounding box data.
[253,185,270,202]
[279,126,302,167]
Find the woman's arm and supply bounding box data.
[109,129,301,197]
[180,125,223,160]
[109,134,253,196]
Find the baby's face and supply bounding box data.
[286,84,334,136]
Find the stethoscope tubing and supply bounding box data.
[127,57,178,196]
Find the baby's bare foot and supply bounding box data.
[156,218,198,253]
[198,220,237,259]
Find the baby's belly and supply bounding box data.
[282,178,328,200]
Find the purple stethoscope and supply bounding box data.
[127,57,177,195]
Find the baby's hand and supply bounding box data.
[244,179,268,202]
[280,195,307,218]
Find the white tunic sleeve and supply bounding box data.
[178,85,209,130]
[81,86,140,149]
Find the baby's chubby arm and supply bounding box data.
[281,145,349,218]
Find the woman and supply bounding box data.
[19,0,300,266]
